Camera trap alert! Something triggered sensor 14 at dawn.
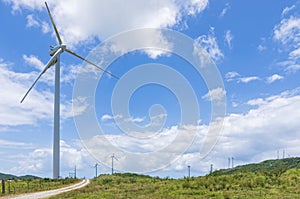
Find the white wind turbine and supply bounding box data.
[20,2,118,179]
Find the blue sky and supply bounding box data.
[0,0,300,179]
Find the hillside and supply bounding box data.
[0,173,40,180]
[211,157,300,176]
[49,158,300,199]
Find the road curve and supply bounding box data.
[5,179,90,199]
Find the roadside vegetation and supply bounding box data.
[0,178,79,197]
[50,158,300,199]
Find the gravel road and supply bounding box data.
[3,179,90,199]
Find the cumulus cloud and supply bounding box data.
[4,0,209,50]
[101,114,123,121]
[274,16,300,46]
[5,88,300,176]
[26,14,50,33]
[225,71,240,82]
[8,140,92,177]
[266,74,283,84]
[0,58,86,127]
[79,88,300,175]
[225,72,260,84]
[202,87,226,102]
[238,76,260,83]
[273,11,300,72]
[195,27,224,62]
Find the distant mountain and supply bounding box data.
[211,157,300,176]
[0,173,40,180]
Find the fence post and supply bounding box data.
[1,179,5,194]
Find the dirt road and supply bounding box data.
[3,179,89,199]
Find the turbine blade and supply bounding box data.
[65,48,119,79]
[20,48,62,103]
[45,2,62,45]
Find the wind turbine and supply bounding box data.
[20,2,118,179]
[111,153,118,174]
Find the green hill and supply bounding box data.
[49,157,300,199]
[211,157,300,176]
[0,173,40,180]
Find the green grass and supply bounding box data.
[0,178,80,197]
[49,169,300,199]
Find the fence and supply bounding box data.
[1,178,78,196]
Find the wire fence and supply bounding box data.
[1,178,78,196]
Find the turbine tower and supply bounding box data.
[111,153,118,174]
[21,2,118,179]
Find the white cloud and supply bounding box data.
[202,87,226,102]
[4,0,209,49]
[247,98,266,106]
[257,44,267,52]
[220,3,230,17]
[3,0,44,12]
[281,5,296,17]
[101,114,122,121]
[126,117,145,123]
[23,54,44,70]
[274,16,300,46]
[225,71,240,82]
[206,88,300,169]
[78,88,300,175]
[195,28,224,62]
[289,48,300,60]
[0,58,83,127]
[273,14,300,71]
[107,28,173,59]
[5,88,300,176]
[224,30,233,49]
[181,0,209,15]
[9,140,92,176]
[225,72,261,84]
[0,139,35,149]
[266,74,283,84]
[26,14,39,27]
[238,76,260,83]
[26,14,50,33]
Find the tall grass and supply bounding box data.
[50,169,300,199]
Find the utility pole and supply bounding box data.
[283,150,285,159]
[210,164,213,174]
[228,157,231,168]
[277,150,279,159]
[231,157,234,168]
[74,165,77,179]
[187,165,191,178]
[95,163,99,178]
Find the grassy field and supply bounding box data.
[49,169,300,199]
[0,178,79,197]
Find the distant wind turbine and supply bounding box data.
[20,2,118,179]
[111,153,118,174]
